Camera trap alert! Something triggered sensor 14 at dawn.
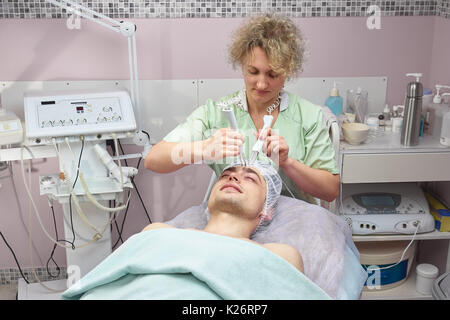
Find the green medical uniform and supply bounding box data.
[163,90,339,203]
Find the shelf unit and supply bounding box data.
[339,131,450,300]
[352,230,450,242]
[353,231,450,300]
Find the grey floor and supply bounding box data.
[0,284,17,300]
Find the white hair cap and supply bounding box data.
[223,160,282,228]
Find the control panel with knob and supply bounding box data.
[24,90,137,145]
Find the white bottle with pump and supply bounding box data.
[426,85,450,140]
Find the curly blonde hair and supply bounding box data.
[228,14,306,78]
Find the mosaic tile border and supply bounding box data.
[0,267,67,285]
[439,0,450,18]
[0,0,448,19]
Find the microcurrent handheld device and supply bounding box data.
[249,115,273,164]
[221,105,246,166]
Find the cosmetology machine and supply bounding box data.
[339,183,435,235]
[0,0,152,299]
[23,89,139,278]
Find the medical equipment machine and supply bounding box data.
[46,0,141,130]
[17,89,139,300]
[249,115,273,164]
[24,90,136,145]
[220,102,246,166]
[339,183,435,235]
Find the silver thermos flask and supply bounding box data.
[401,74,423,146]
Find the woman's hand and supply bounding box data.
[202,128,245,161]
[259,128,289,167]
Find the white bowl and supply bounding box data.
[342,122,370,145]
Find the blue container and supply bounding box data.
[325,95,343,116]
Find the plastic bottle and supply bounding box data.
[392,105,399,118]
[426,85,450,139]
[392,117,403,133]
[423,88,433,106]
[325,81,343,116]
[419,115,425,137]
[441,111,450,146]
[385,119,392,132]
[383,104,391,121]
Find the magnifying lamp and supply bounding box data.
[45,0,149,148]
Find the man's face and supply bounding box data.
[208,166,267,219]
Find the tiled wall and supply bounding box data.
[0,267,67,285]
[0,0,448,19]
[439,0,450,18]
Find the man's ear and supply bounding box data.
[263,208,273,221]
[257,208,273,222]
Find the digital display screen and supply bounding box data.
[41,101,55,105]
[76,106,84,111]
[360,195,395,207]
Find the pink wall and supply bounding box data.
[0,16,449,269]
[0,16,441,103]
[430,17,450,88]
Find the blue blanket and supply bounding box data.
[62,229,331,300]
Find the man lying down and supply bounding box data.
[62,161,331,300]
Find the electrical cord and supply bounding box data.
[130,159,151,224]
[0,230,30,284]
[20,145,74,250]
[68,137,84,249]
[46,205,63,278]
[112,189,131,250]
[111,139,129,244]
[117,140,151,224]
[63,138,128,241]
[8,162,45,267]
[366,221,420,274]
[54,138,112,244]
[65,138,130,213]
[112,141,150,249]
[113,212,124,245]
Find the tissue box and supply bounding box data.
[425,192,450,232]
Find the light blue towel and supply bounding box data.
[62,228,331,300]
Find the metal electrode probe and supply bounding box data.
[220,101,246,166]
[249,115,273,164]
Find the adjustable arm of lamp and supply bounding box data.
[45,0,149,153]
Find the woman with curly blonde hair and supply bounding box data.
[146,14,339,204]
